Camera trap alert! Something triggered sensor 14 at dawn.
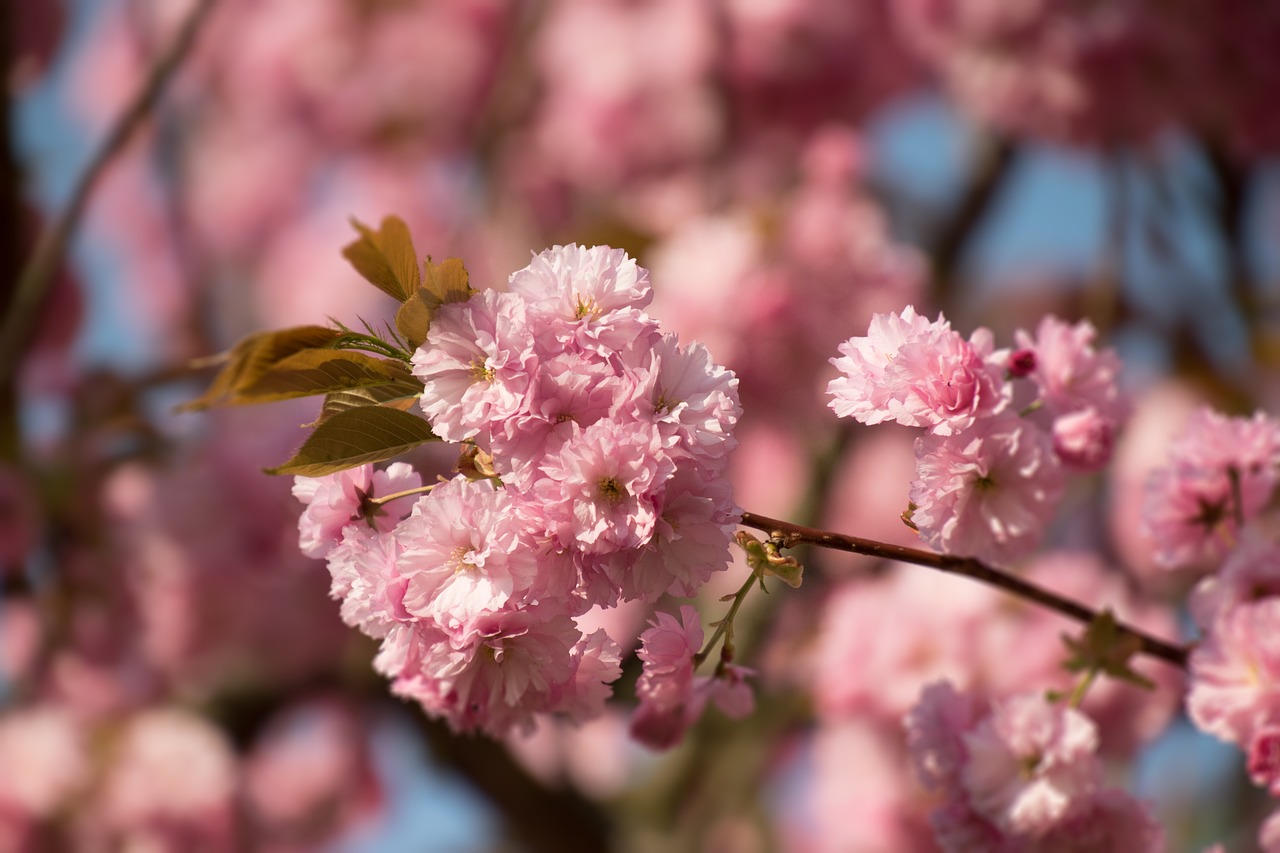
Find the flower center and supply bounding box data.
[469,355,494,383]
[574,294,601,320]
[597,476,626,504]
[446,545,474,575]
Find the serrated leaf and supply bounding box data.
[395,256,473,348]
[308,380,424,427]
[266,406,438,477]
[1061,609,1155,690]
[177,325,341,412]
[342,216,421,302]
[236,350,409,404]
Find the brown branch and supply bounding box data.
[0,0,219,389]
[928,134,1019,314]
[738,511,1189,669]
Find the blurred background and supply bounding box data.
[4,0,1280,850]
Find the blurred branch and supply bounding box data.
[928,134,1019,312]
[739,511,1188,669]
[0,0,24,461]
[1203,142,1257,329]
[0,0,219,391]
[415,714,614,853]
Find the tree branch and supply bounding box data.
[738,511,1188,669]
[0,0,219,389]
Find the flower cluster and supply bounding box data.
[905,681,1164,851]
[294,244,742,737]
[828,308,1125,565]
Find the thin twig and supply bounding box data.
[738,511,1189,669]
[0,0,219,388]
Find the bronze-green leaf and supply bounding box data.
[177,325,341,412]
[266,406,437,477]
[308,380,424,427]
[394,256,474,348]
[341,216,421,302]
[237,350,409,404]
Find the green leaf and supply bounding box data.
[177,325,341,412]
[1061,609,1155,690]
[395,256,473,348]
[735,531,804,589]
[341,216,421,302]
[266,406,438,477]
[236,350,410,404]
[308,380,424,427]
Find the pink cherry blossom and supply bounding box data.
[1014,315,1127,423]
[961,693,1102,837]
[1051,406,1115,471]
[292,462,422,559]
[507,243,659,358]
[534,418,676,554]
[412,288,538,444]
[828,306,1010,435]
[910,415,1065,565]
[628,335,742,466]
[398,477,550,631]
[1143,407,1280,569]
[630,605,754,750]
[1187,597,1280,747]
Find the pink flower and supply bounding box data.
[412,288,538,444]
[508,244,659,358]
[630,605,753,749]
[828,306,1009,436]
[292,462,422,559]
[1248,726,1280,794]
[1014,316,1126,423]
[1051,406,1115,471]
[324,526,408,638]
[627,335,742,466]
[625,465,739,600]
[398,477,551,631]
[910,416,1065,565]
[961,693,1102,837]
[534,418,676,554]
[1187,597,1280,747]
[1188,532,1280,629]
[387,607,589,737]
[0,706,88,819]
[1143,407,1280,569]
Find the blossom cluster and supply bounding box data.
[905,681,1164,851]
[827,307,1126,565]
[293,244,742,738]
[1140,407,1280,843]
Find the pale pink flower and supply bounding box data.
[489,349,623,485]
[292,462,421,559]
[398,477,548,630]
[1143,408,1280,569]
[628,335,742,466]
[0,706,88,818]
[324,527,408,638]
[961,693,1102,837]
[626,465,739,600]
[99,709,238,838]
[534,418,675,554]
[630,605,753,749]
[1262,808,1280,853]
[1051,406,1114,471]
[1014,316,1126,423]
[1188,532,1280,630]
[412,288,537,444]
[1187,597,1280,746]
[549,629,624,722]
[1032,790,1165,852]
[508,244,659,357]
[388,608,588,737]
[829,306,1009,435]
[910,416,1065,565]
[904,681,983,795]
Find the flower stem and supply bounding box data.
[737,510,1189,669]
[694,572,757,668]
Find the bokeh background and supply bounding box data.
[5,0,1280,850]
